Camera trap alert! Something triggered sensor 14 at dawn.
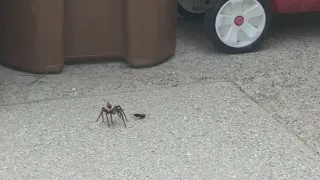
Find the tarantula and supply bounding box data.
[95,102,128,128]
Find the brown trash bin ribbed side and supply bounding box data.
[63,0,126,61]
[0,0,64,74]
[126,0,178,67]
[0,0,178,74]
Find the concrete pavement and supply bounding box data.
[1,82,319,179]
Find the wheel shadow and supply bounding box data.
[270,12,320,30]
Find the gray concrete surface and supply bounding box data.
[1,13,320,178]
[1,82,320,179]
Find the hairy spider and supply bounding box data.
[95,102,129,128]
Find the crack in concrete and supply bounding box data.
[230,80,320,156]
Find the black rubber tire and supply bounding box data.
[204,0,271,54]
[178,1,205,20]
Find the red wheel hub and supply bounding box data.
[234,16,244,26]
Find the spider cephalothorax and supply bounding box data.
[106,102,112,109]
[95,102,128,127]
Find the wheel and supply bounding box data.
[178,0,207,20]
[204,0,271,54]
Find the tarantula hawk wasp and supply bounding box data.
[95,102,129,128]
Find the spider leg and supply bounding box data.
[121,109,129,122]
[116,106,129,122]
[100,108,109,122]
[110,114,114,124]
[105,112,110,127]
[95,109,104,122]
[116,111,122,118]
[101,112,105,122]
[120,113,127,128]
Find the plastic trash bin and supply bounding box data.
[0,0,178,73]
[64,0,178,67]
[126,0,178,67]
[0,0,64,74]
